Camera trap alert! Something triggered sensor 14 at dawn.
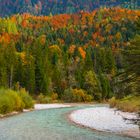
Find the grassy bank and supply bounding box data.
[109,95,140,112]
[0,88,34,115]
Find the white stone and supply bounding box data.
[34,104,71,110]
[70,107,140,135]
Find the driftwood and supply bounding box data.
[114,109,140,128]
[122,114,140,128]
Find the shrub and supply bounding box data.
[83,94,93,102]
[0,94,14,114]
[18,88,34,109]
[37,93,44,103]
[51,93,58,100]
[62,88,93,103]
[37,92,59,104]
[62,88,73,103]
[0,88,34,114]
[6,90,24,111]
[0,89,25,114]
[44,97,52,103]
[37,93,52,104]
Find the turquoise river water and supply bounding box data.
[0,105,139,140]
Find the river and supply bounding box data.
[0,105,138,140]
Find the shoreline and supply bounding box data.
[0,103,95,119]
[0,103,76,119]
[68,107,140,139]
[0,109,34,120]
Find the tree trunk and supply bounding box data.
[9,65,13,88]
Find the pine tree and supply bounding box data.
[98,71,112,100]
[84,70,101,100]
[105,48,116,75]
[113,19,140,97]
[4,42,17,88]
[122,35,140,95]
[0,44,8,87]
[84,47,93,71]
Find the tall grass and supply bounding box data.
[109,95,140,112]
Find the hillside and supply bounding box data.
[0,8,139,100]
[0,0,139,17]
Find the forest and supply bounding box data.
[0,7,140,114]
[0,0,140,17]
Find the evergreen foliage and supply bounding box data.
[0,8,139,103]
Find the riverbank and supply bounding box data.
[0,102,97,118]
[109,96,140,127]
[0,109,34,119]
[69,106,140,138]
[109,96,140,113]
[0,103,73,119]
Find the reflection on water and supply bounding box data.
[0,105,138,140]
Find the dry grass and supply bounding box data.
[109,95,140,112]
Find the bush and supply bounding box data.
[0,88,34,114]
[44,97,52,103]
[0,94,14,114]
[61,88,73,103]
[37,93,45,103]
[7,90,24,111]
[37,93,52,104]
[37,92,59,104]
[18,88,34,109]
[0,89,24,114]
[83,94,93,102]
[62,88,93,103]
[51,93,58,100]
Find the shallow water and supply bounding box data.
[0,105,138,140]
